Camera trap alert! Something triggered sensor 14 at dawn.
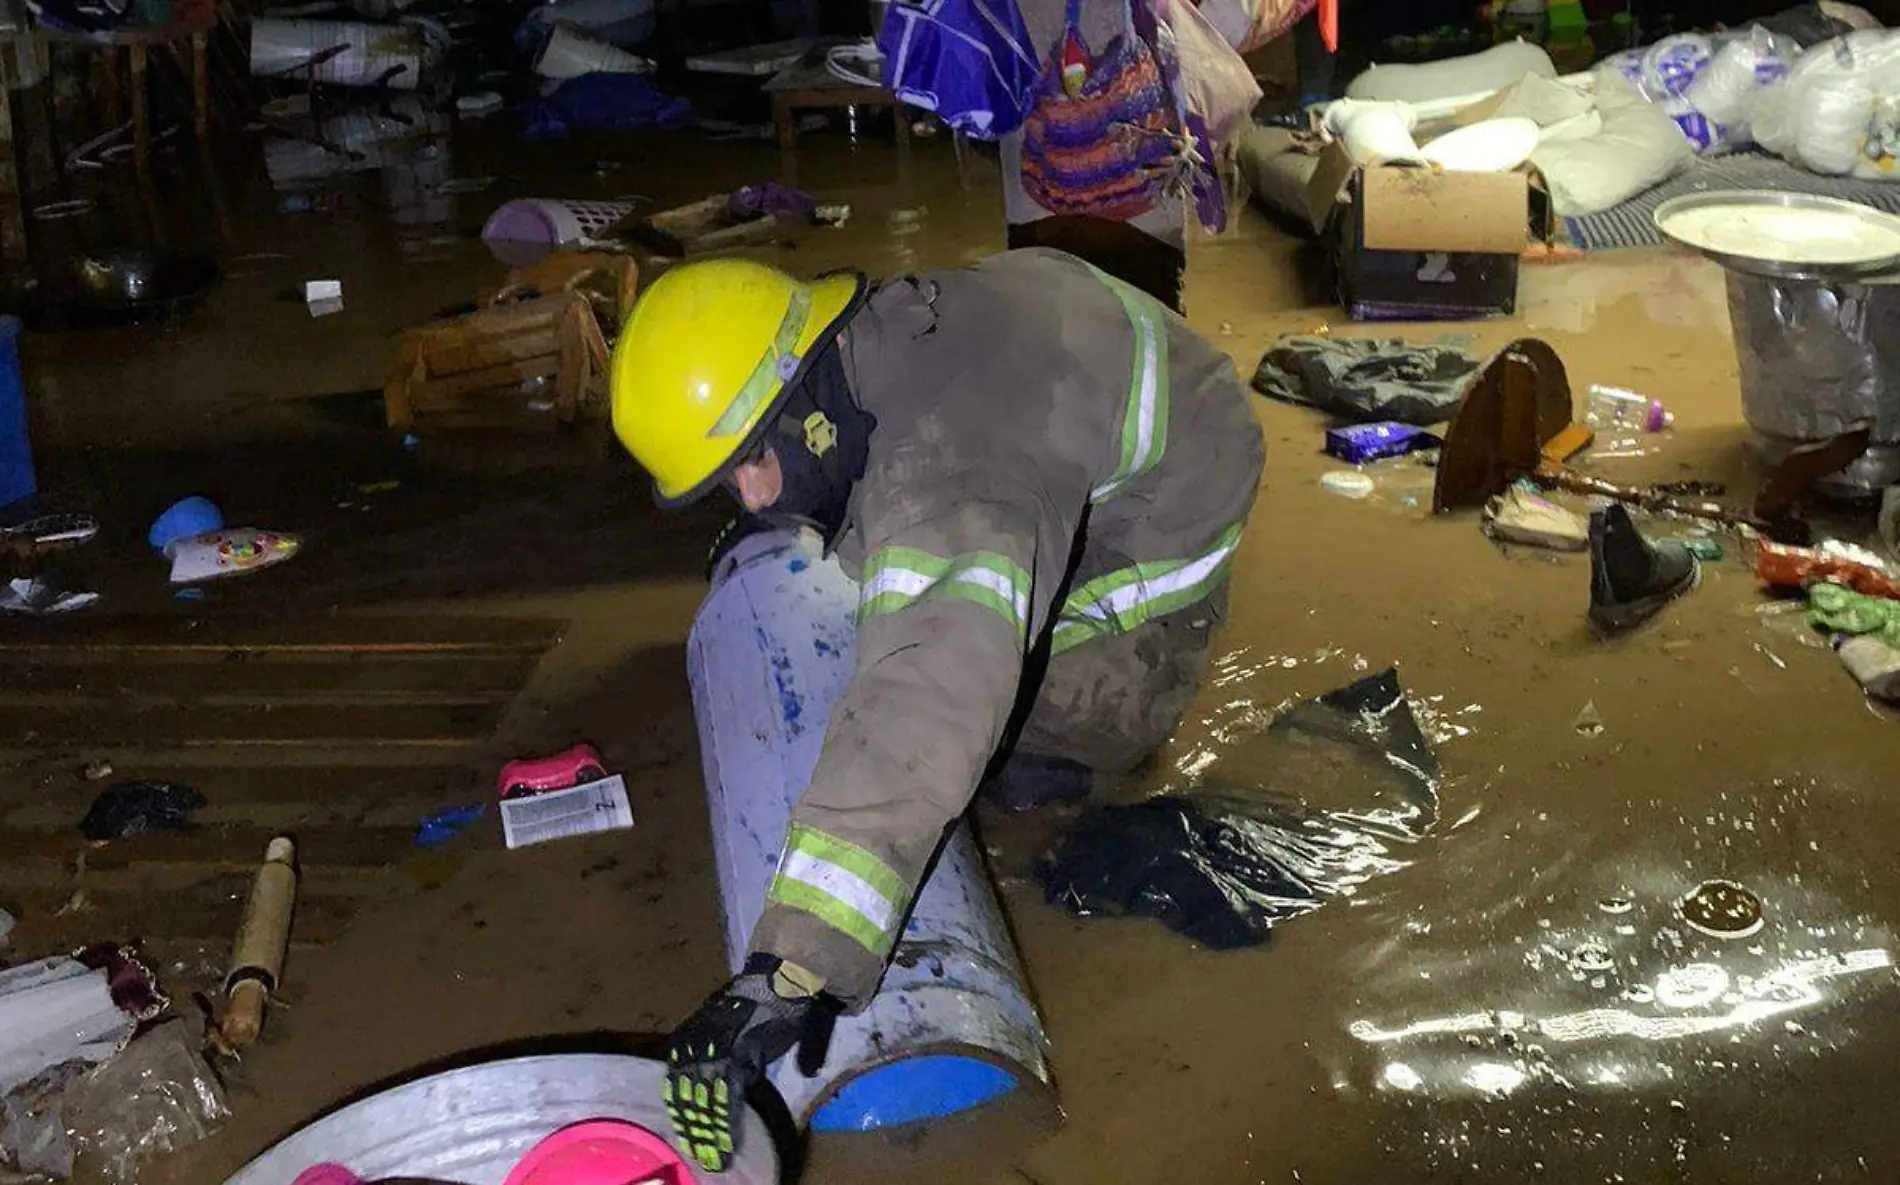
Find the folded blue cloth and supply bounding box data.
[521,72,693,140]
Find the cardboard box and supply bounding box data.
[1297,140,1551,322]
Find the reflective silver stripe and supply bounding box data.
[1068,537,1239,624]
[1088,268,1169,503]
[858,546,1033,642]
[777,850,898,933]
[1052,523,1243,653]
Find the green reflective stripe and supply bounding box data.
[1052,522,1244,655]
[767,877,894,956]
[1087,268,1170,503]
[705,285,813,439]
[858,545,1032,642]
[765,824,908,957]
[784,823,907,905]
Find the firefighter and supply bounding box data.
[610,248,1264,1170]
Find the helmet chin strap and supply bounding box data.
[754,340,872,545]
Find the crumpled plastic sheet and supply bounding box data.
[0,959,136,1100]
[1037,669,1440,947]
[64,1019,229,1185]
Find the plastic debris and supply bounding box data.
[1484,484,1587,551]
[168,528,301,584]
[147,496,223,552]
[1324,421,1441,464]
[80,782,206,841]
[1835,633,1900,701]
[0,950,158,1099]
[305,279,344,317]
[1573,700,1604,737]
[0,576,98,614]
[1807,581,1900,647]
[82,759,113,781]
[416,804,486,848]
[1037,669,1438,948]
[1320,471,1376,499]
[62,1018,229,1185]
[1758,540,1900,599]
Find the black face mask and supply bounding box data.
[737,342,873,545]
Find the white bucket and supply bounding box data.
[534,22,653,78]
[250,18,426,90]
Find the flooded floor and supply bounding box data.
[5,108,1899,1185]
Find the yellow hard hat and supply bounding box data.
[610,258,864,504]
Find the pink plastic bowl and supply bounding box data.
[500,1119,693,1185]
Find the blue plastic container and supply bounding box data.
[0,317,33,512]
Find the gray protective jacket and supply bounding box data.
[749,248,1265,1007]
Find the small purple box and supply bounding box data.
[1324,422,1442,465]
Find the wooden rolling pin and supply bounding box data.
[221,836,297,1049]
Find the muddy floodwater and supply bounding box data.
[4,110,1897,1185]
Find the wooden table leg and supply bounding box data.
[773,93,795,152]
[128,43,150,178]
[191,31,208,144]
[100,48,122,128]
[0,80,24,276]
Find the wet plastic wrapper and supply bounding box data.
[64,1019,229,1185]
[1036,669,1439,947]
[1324,422,1441,465]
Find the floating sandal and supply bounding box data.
[0,513,99,549]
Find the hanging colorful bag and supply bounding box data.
[1019,0,1180,221]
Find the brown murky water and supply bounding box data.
[7,104,1899,1185]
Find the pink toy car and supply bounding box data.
[497,743,607,801]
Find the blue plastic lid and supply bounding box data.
[809,1055,1017,1133]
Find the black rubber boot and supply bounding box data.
[1588,503,1700,635]
[978,752,1096,813]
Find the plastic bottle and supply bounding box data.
[1584,384,1673,432]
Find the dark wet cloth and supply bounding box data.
[1253,335,1479,426]
[520,74,693,140]
[1037,669,1440,947]
[79,781,205,841]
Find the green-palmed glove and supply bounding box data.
[662,954,838,1172]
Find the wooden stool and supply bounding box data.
[384,252,636,431]
[384,292,610,431]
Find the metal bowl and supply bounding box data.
[1653,190,1900,282]
[42,246,219,315]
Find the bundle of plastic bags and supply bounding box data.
[1750,29,1900,179]
[1595,26,1802,155]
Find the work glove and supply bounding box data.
[662,954,839,1172]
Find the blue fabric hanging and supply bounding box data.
[877,0,1042,140]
